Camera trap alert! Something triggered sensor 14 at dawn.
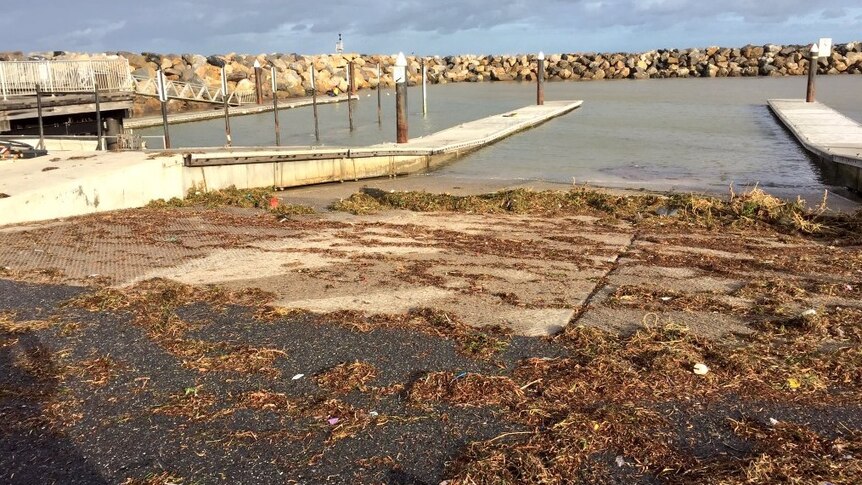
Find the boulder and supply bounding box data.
[207,55,226,67]
[234,78,255,94]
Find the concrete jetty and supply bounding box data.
[768,99,862,191]
[124,94,355,129]
[0,100,581,226]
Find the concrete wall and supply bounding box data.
[182,154,432,192]
[9,137,98,151]
[1,156,184,226]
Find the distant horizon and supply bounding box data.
[1,1,860,57]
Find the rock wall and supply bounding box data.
[3,41,860,115]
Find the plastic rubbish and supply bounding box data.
[693,363,710,375]
[291,374,305,380]
[327,417,340,425]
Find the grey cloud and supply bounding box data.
[1,0,860,54]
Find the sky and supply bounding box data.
[1,1,861,56]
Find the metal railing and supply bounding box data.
[0,59,134,99]
[0,58,256,106]
[131,73,257,106]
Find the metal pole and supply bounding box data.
[347,60,355,132]
[254,61,264,105]
[537,51,545,106]
[271,66,281,146]
[161,100,171,149]
[311,64,320,142]
[221,67,232,147]
[395,52,408,144]
[806,44,819,103]
[36,83,45,150]
[157,69,171,149]
[421,57,427,115]
[377,63,382,125]
[94,86,102,150]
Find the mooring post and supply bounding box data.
[806,43,819,103]
[156,69,171,149]
[347,59,355,132]
[421,57,427,115]
[221,67,232,147]
[254,60,264,105]
[394,52,408,143]
[377,63,382,125]
[537,51,545,106]
[271,66,281,146]
[35,83,45,150]
[310,62,320,142]
[94,85,103,150]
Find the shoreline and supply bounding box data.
[278,172,862,213]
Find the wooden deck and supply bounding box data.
[768,99,862,168]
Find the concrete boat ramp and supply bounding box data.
[0,100,581,226]
[768,99,862,191]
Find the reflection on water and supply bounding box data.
[138,76,862,197]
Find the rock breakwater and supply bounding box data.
[3,41,860,115]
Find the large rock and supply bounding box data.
[206,55,226,67]
[234,78,255,94]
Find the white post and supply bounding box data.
[421,57,427,115]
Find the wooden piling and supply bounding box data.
[806,44,819,103]
[271,66,281,146]
[537,52,545,106]
[254,61,264,105]
[311,64,320,142]
[35,83,45,150]
[395,53,408,144]
[93,86,102,150]
[348,60,355,132]
[377,63,382,125]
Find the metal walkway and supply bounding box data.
[131,73,255,106]
[0,59,254,106]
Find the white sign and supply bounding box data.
[818,37,833,55]
[271,66,278,92]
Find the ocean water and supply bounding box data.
[137,75,862,198]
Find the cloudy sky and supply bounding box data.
[2,1,861,55]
